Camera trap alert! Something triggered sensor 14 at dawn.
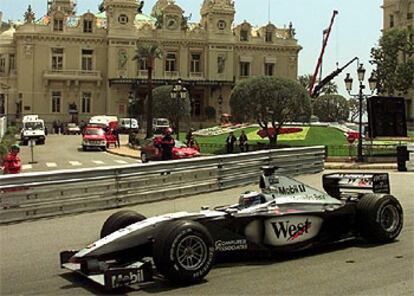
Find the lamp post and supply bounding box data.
[169,78,188,140]
[344,63,377,162]
[128,91,134,143]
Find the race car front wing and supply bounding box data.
[60,251,153,289]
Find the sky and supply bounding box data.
[1,0,384,96]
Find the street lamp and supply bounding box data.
[169,78,188,140]
[344,63,377,162]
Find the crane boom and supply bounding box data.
[311,57,359,98]
[308,10,339,96]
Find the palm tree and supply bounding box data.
[132,43,163,138]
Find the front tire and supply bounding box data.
[100,210,146,238]
[153,220,215,285]
[357,194,403,243]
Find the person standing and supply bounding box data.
[185,129,194,146]
[2,144,22,174]
[239,130,249,152]
[225,131,237,153]
[161,128,175,160]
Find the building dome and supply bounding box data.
[151,0,171,16]
[0,25,15,44]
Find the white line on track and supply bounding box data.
[46,162,58,167]
[22,164,33,170]
[69,161,82,166]
[114,160,128,164]
[92,160,105,164]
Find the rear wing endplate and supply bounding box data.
[322,173,390,198]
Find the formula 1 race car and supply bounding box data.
[60,167,403,289]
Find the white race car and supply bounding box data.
[60,167,403,289]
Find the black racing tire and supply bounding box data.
[82,145,87,151]
[100,210,146,238]
[141,152,149,163]
[357,194,403,243]
[153,220,215,285]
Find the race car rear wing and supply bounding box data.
[322,173,390,198]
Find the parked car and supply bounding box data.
[119,118,139,134]
[64,123,81,135]
[140,136,200,162]
[82,126,107,151]
[60,169,403,289]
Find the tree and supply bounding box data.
[132,43,163,138]
[348,97,367,123]
[230,76,311,146]
[312,94,349,122]
[370,27,414,95]
[152,85,191,139]
[298,73,338,96]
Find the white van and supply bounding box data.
[21,115,46,145]
[89,115,118,128]
[119,118,139,133]
[152,118,170,134]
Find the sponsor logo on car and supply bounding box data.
[215,239,248,251]
[274,185,306,195]
[111,270,144,288]
[271,218,312,241]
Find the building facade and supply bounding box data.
[382,0,414,123]
[0,0,301,129]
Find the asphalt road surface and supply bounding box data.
[1,171,413,296]
[17,134,138,173]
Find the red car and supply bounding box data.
[82,127,107,151]
[140,136,200,162]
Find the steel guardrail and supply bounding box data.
[0,146,325,223]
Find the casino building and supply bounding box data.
[0,0,301,128]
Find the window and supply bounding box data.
[53,18,64,31]
[191,53,201,73]
[83,19,93,33]
[9,54,15,71]
[265,31,273,42]
[408,12,413,20]
[0,94,5,115]
[390,14,394,28]
[118,14,129,25]
[265,63,274,76]
[240,62,250,77]
[165,53,177,72]
[240,30,249,41]
[81,49,93,71]
[52,91,61,113]
[0,56,5,73]
[82,92,91,113]
[191,95,201,117]
[51,48,64,71]
[138,57,148,70]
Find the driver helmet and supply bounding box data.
[239,191,266,208]
[164,127,173,135]
[11,143,20,152]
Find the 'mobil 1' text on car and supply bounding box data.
[60,167,403,289]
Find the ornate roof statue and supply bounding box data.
[201,0,235,15]
[24,5,35,24]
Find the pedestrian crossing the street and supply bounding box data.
[21,159,139,171]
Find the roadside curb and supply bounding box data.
[106,147,140,160]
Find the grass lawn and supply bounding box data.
[189,126,347,147]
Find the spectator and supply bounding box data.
[239,130,249,152]
[79,120,86,134]
[2,144,21,174]
[53,120,58,134]
[114,127,120,148]
[225,131,237,153]
[185,129,194,146]
[161,128,175,161]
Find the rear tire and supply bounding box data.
[82,145,87,151]
[141,152,148,163]
[153,220,215,285]
[100,210,146,238]
[357,194,403,243]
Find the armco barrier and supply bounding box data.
[0,146,325,223]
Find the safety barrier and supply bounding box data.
[0,146,325,224]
